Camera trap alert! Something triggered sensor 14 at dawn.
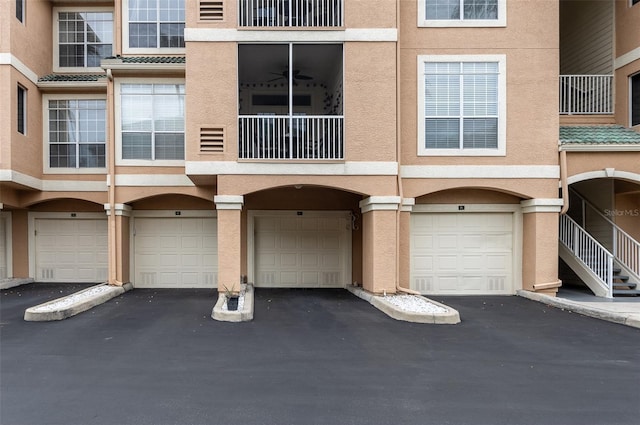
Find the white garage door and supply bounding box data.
[133,217,217,288]
[0,215,7,279]
[35,219,108,282]
[254,212,351,288]
[410,213,514,295]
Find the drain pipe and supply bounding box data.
[107,69,123,287]
[394,0,420,296]
[560,148,569,215]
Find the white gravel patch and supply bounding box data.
[29,285,113,313]
[383,294,448,314]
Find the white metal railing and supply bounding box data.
[570,188,640,282]
[560,214,614,298]
[559,75,613,115]
[238,116,344,160]
[238,0,343,27]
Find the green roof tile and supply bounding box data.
[560,125,640,145]
[38,74,107,82]
[115,56,185,64]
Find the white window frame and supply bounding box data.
[122,0,185,55]
[631,72,640,128]
[52,7,114,73]
[42,94,108,175]
[417,54,506,157]
[418,0,506,27]
[115,78,186,167]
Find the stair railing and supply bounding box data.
[570,187,640,282]
[560,214,614,298]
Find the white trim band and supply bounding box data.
[186,161,398,176]
[0,53,39,84]
[0,170,107,191]
[359,196,402,213]
[614,47,640,70]
[520,199,564,214]
[560,144,640,152]
[401,165,560,179]
[401,198,416,212]
[185,28,397,43]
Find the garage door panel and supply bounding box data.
[436,234,458,249]
[301,254,319,267]
[255,213,350,288]
[411,212,514,295]
[134,217,217,288]
[35,218,108,283]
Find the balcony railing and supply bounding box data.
[560,75,613,115]
[239,0,343,27]
[239,116,344,160]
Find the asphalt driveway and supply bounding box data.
[1,284,639,425]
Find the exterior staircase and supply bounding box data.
[559,189,640,298]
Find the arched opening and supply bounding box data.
[408,188,525,295]
[559,178,640,297]
[242,185,364,288]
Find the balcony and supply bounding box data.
[238,0,343,27]
[239,116,343,160]
[560,75,613,115]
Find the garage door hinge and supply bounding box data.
[34,230,37,236]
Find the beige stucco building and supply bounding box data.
[1,0,639,299]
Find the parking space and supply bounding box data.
[1,285,639,425]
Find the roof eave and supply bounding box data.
[37,81,108,90]
[101,61,186,73]
[559,143,640,152]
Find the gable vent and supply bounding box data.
[199,1,224,21]
[200,127,225,153]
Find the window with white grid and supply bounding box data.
[57,11,113,69]
[128,0,185,49]
[418,55,506,156]
[48,99,106,169]
[121,84,185,161]
[418,0,505,27]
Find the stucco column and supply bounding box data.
[521,199,564,296]
[104,203,131,285]
[214,195,244,293]
[359,196,401,294]
[398,198,415,289]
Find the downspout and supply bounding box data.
[394,0,420,296]
[560,148,569,215]
[107,68,123,286]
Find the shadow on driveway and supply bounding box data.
[2,285,639,425]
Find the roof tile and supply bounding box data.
[560,125,640,145]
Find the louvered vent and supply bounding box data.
[200,127,225,153]
[199,1,224,21]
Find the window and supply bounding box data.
[418,55,506,156]
[419,0,506,27]
[120,83,185,161]
[57,11,113,69]
[17,85,26,135]
[47,99,106,169]
[632,73,640,127]
[16,0,24,22]
[127,0,185,49]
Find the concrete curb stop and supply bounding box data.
[516,290,640,329]
[1,278,35,290]
[212,284,254,322]
[24,282,134,322]
[347,285,461,324]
